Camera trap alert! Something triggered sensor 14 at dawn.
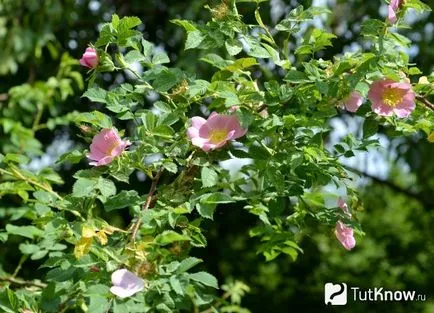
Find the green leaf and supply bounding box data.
[284,70,310,83]
[224,58,258,72]
[104,190,141,211]
[170,276,184,295]
[155,230,190,246]
[196,203,217,219]
[6,224,43,239]
[82,87,107,103]
[56,150,84,165]
[152,51,170,65]
[177,257,203,273]
[185,30,204,50]
[361,19,385,37]
[97,178,117,198]
[153,69,182,92]
[189,271,218,288]
[225,39,243,56]
[72,178,97,198]
[201,167,218,188]
[201,192,234,204]
[117,16,142,31]
[405,0,432,11]
[2,153,29,164]
[74,111,113,129]
[163,161,178,173]
[171,19,198,32]
[363,118,379,138]
[87,295,110,313]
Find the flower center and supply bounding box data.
[209,129,228,144]
[107,142,120,155]
[383,88,403,107]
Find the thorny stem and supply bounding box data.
[0,276,47,289]
[416,95,434,111]
[131,168,163,241]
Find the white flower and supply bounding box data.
[110,269,145,298]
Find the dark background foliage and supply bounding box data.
[1,0,434,312]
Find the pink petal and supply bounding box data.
[388,6,397,23]
[371,101,394,116]
[337,197,351,216]
[111,140,131,157]
[88,128,128,166]
[335,221,356,251]
[342,91,363,113]
[191,137,209,149]
[191,117,207,129]
[187,127,200,139]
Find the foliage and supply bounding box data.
[0,0,434,312]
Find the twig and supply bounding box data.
[0,276,47,288]
[256,103,267,113]
[343,165,429,204]
[12,255,28,278]
[416,95,434,111]
[199,291,231,313]
[0,167,64,201]
[131,169,163,241]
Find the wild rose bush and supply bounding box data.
[1,0,433,312]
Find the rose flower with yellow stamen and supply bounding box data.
[368,78,415,118]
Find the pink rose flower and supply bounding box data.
[335,198,356,251]
[80,47,99,69]
[368,78,415,118]
[187,112,247,152]
[110,269,145,298]
[388,0,402,24]
[87,128,131,166]
[340,91,363,112]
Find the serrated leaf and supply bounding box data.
[201,192,234,204]
[225,39,243,56]
[170,276,184,295]
[82,87,107,103]
[154,230,190,246]
[195,203,217,219]
[72,178,97,198]
[201,167,218,188]
[56,150,84,165]
[104,190,141,211]
[97,178,117,198]
[177,257,203,273]
[363,118,378,138]
[189,271,218,288]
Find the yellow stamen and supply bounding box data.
[383,88,403,107]
[209,129,228,144]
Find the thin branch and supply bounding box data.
[344,165,426,204]
[131,169,163,241]
[256,103,267,113]
[199,291,231,313]
[0,167,64,201]
[0,276,47,289]
[416,95,434,111]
